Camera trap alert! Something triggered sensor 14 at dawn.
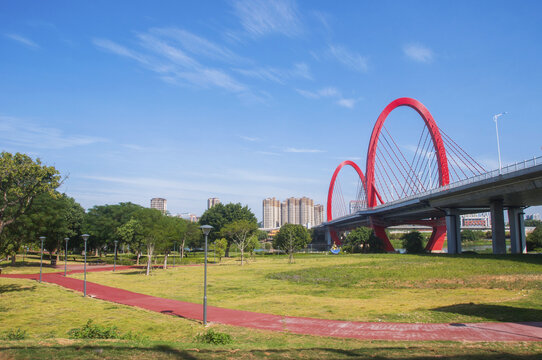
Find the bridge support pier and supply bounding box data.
[490,200,507,254]
[445,209,461,254]
[508,207,526,254]
[325,228,332,249]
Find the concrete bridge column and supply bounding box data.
[508,207,526,254]
[445,209,461,254]
[490,200,506,254]
[325,228,332,249]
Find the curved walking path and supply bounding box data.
[2,266,542,342]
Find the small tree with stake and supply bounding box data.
[273,224,311,264]
[221,220,257,265]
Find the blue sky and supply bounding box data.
[1,0,541,220]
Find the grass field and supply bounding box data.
[68,253,542,323]
[1,253,542,359]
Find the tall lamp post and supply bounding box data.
[64,237,69,276]
[82,234,89,297]
[39,236,46,283]
[113,240,118,272]
[493,112,507,173]
[199,225,213,326]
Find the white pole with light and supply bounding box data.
[114,240,118,272]
[64,237,69,276]
[39,236,46,283]
[199,225,213,326]
[82,234,90,297]
[493,112,507,174]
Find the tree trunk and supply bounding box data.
[95,248,99,257]
[136,251,141,265]
[146,244,154,276]
[181,238,185,259]
[163,252,168,269]
[56,250,60,263]
[11,253,16,265]
[288,247,294,264]
[225,240,232,257]
[240,249,244,266]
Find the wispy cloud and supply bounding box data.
[93,29,254,98]
[0,116,106,149]
[328,44,368,72]
[257,151,281,156]
[403,43,434,63]
[296,87,360,109]
[284,147,325,153]
[336,98,358,109]
[235,62,311,84]
[239,135,260,142]
[4,33,39,49]
[232,0,303,37]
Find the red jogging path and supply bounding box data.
[2,266,542,342]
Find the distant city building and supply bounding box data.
[207,197,220,209]
[525,213,541,221]
[461,212,491,228]
[150,198,167,214]
[177,213,199,223]
[262,197,324,229]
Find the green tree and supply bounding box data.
[179,221,202,259]
[525,219,542,227]
[401,231,425,254]
[0,152,61,242]
[246,235,260,260]
[526,225,542,251]
[343,227,373,253]
[273,224,311,263]
[83,202,142,256]
[221,220,258,265]
[132,208,168,275]
[116,218,144,265]
[214,238,228,263]
[198,203,256,256]
[0,192,84,263]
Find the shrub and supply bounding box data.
[196,329,233,345]
[3,328,27,340]
[461,229,483,243]
[401,231,424,253]
[68,319,140,340]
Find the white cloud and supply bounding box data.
[0,116,106,149]
[284,147,325,153]
[336,98,357,109]
[232,0,302,37]
[403,43,434,63]
[296,87,340,99]
[328,44,368,72]
[257,151,281,156]
[4,33,39,49]
[234,62,311,84]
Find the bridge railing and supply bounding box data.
[372,155,542,210]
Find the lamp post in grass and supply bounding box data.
[39,236,45,283]
[199,224,213,326]
[64,237,69,276]
[82,234,89,297]
[114,240,118,272]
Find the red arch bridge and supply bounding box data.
[317,97,542,254]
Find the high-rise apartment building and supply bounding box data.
[207,197,220,209]
[262,197,324,229]
[150,198,167,214]
[262,197,281,228]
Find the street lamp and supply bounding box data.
[64,237,69,276]
[493,112,507,173]
[82,234,90,297]
[199,224,213,326]
[39,236,46,283]
[113,240,118,272]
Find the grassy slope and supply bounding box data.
[1,276,542,359]
[71,253,542,323]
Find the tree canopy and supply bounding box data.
[199,203,256,256]
[221,219,258,265]
[273,223,311,263]
[0,152,61,237]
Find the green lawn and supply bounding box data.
[69,253,542,323]
[1,275,541,359]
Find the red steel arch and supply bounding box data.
[365,97,450,252]
[327,160,366,245]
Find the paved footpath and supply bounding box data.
[2,267,542,342]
